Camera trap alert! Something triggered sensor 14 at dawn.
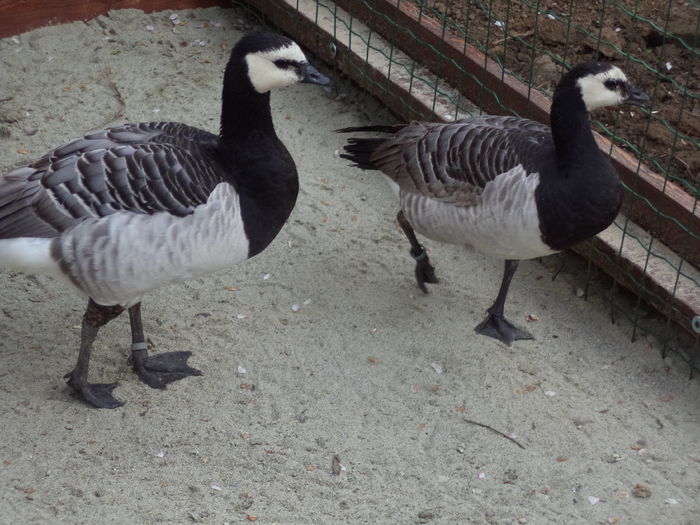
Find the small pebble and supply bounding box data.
[291,304,300,312]
[632,483,652,498]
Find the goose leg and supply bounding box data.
[127,303,202,389]
[475,259,533,346]
[64,299,125,409]
[397,210,439,293]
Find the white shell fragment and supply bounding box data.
[544,391,556,397]
[210,484,222,491]
[430,362,444,374]
[664,498,679,505]
[155,450,165,458]
[237,366,247,374]
[587,496,600,505]
[291,304,300,312]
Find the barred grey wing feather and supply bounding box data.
[371,117,552,207]
[0,122,223,240]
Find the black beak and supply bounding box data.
[623,84,649,107]
[300,63,331,87]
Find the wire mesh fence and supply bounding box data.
[240,0,699,372]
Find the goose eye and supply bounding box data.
[604,78,624,91]
[273,59,296,69]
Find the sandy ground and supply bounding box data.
[0,6,698,525]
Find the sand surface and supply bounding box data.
[0,6,698,524]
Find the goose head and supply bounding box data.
[231,31,330,94]
[567,61,648,112]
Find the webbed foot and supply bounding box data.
[64,371,124,409]
[474,313,533,346]
[129,347,202,389]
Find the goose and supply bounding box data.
[0,31,330,408]
[338,61,648,346]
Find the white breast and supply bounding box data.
[53,183,249,306]
[398,165,556,260]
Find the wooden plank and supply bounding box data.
[331,0,700,271]
[0,0,228,39]
[572,222,700,338]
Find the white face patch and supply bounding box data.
[245,43,309,93]
[577,66,628,111]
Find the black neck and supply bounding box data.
[549,84,597,170]
[536,76,622,251]
[219,60,275,140]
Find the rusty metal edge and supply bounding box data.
[243,0,698,340]
[331,0,700,272]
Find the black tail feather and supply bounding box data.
[336,124,404,170]
[339,137,387,170]
[335,124,405,135]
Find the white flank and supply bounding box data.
[54,182,249,307]
[0,237,60,276]
[400,165,556,260]
[577,66,628,111]
[246,43,308,93]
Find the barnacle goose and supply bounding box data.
[0,31,330,408]
[338,61,648,346]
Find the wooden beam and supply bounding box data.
[0,0,228,39]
